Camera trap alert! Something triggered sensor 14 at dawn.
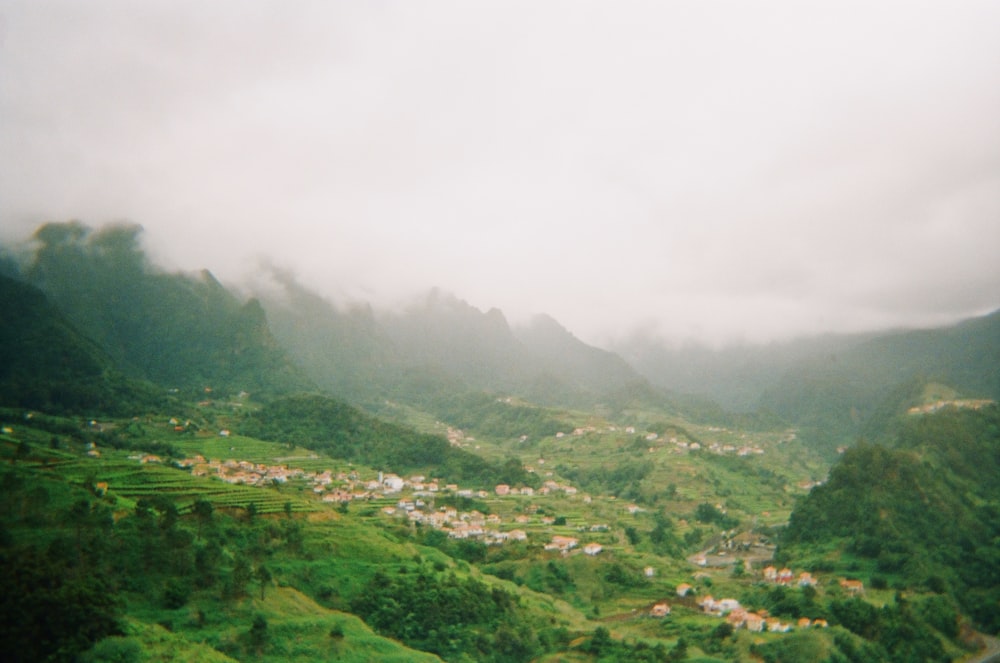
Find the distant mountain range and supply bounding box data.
[16,222,312,400]
[616,310,1000,452]
[2,221,997,454]
[0,273,163,414]
[257,272,647,410]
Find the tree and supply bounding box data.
[163,578,190,609]
[192,498,213,539]
[668,636,689,662]
[588,626,611,655]
[14,440,31,464]
[256,565,272,601]
[229,557,252,599]
[0,548,124,660]
[249,614,269,651]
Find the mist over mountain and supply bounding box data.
[0,273,163,414]
[12,222,312,399]
[253,270,662,416]
[4,219,998,456]
[613,333,876,412]
[618,311,1000,453]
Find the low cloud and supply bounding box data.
[2,1,998,347]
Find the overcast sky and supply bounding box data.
[2,1,999,347]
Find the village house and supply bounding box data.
[583,542,603,556]
[840,578,864,594]
[544,535,578,552]
[766,618,791,633]
[381,473,405,492]
[676,583,693,597]
[494,484,511,496]
[745,613,765,632]
[650,602,671,617]
[798,572,817,587]
[763,565,778,581]
[644,566,656,578]
[727,609,747,629]
[717,598,742,614]
[323,492,350,503]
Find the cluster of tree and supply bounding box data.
[557,460,652,500]
[427,391,564,441]
[0,467,296,660]
[0,472,124,660]
[349,568,543,662]
[694,502,740,530]
[739,580,960,662]
[580,626,687,663]
[241,393,539,487]
[780,405,1000,632]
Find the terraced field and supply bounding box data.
[45,455,321,515]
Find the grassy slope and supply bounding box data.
[4,394,983,662]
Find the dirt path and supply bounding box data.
[962,635,1000,663]
[688,544,775,569]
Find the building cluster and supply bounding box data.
[388,501,529,545]
[762,566,817,587]
[907,398,993,415]
[697,595,828,633]
[162,449,597,550]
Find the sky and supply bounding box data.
[2,1,999,347]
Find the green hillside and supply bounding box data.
[620,312,1000,455]
[758,312,1000,454]
[23,221,312,399]
[0,274,163,415]
[780,405,1000,632]
[238,393,538,488]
